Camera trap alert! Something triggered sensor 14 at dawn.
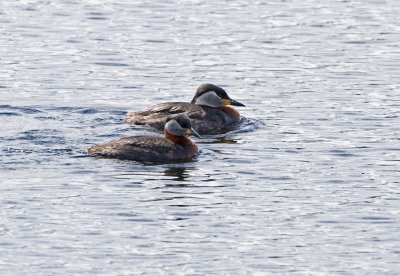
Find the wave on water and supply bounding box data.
[0,105,130,168]
[196,116,264,143]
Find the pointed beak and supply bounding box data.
[223,98,245,107]
[230,99,245,107]
[190,128,202,138]
[185,128,201,138]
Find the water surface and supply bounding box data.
[1,0,400,274]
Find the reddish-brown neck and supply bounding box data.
[164,130,199,156]
[218,105,241,122]
[164,130,190,145]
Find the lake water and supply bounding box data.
[1,0,400,274]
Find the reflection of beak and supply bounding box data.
[223,99,245,107]
[184,128,201,138]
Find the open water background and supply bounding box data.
[1,0,399,274]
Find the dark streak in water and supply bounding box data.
[94,62,130,67]
[87,17,108,20]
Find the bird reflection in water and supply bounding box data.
[163,166,190,182]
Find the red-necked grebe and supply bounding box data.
[125,83,245,135]
[87,114,200,162]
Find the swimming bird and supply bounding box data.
[125,83,245,135]
[87,114,200,162]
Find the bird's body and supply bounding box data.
[125,84,245,135]
[87,114,199,163]
[125,102,240,134]
[87,135,197,162]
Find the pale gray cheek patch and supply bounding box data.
[165,119,184,136]
[195,91,223,107]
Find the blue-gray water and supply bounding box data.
[1,0,400,274]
